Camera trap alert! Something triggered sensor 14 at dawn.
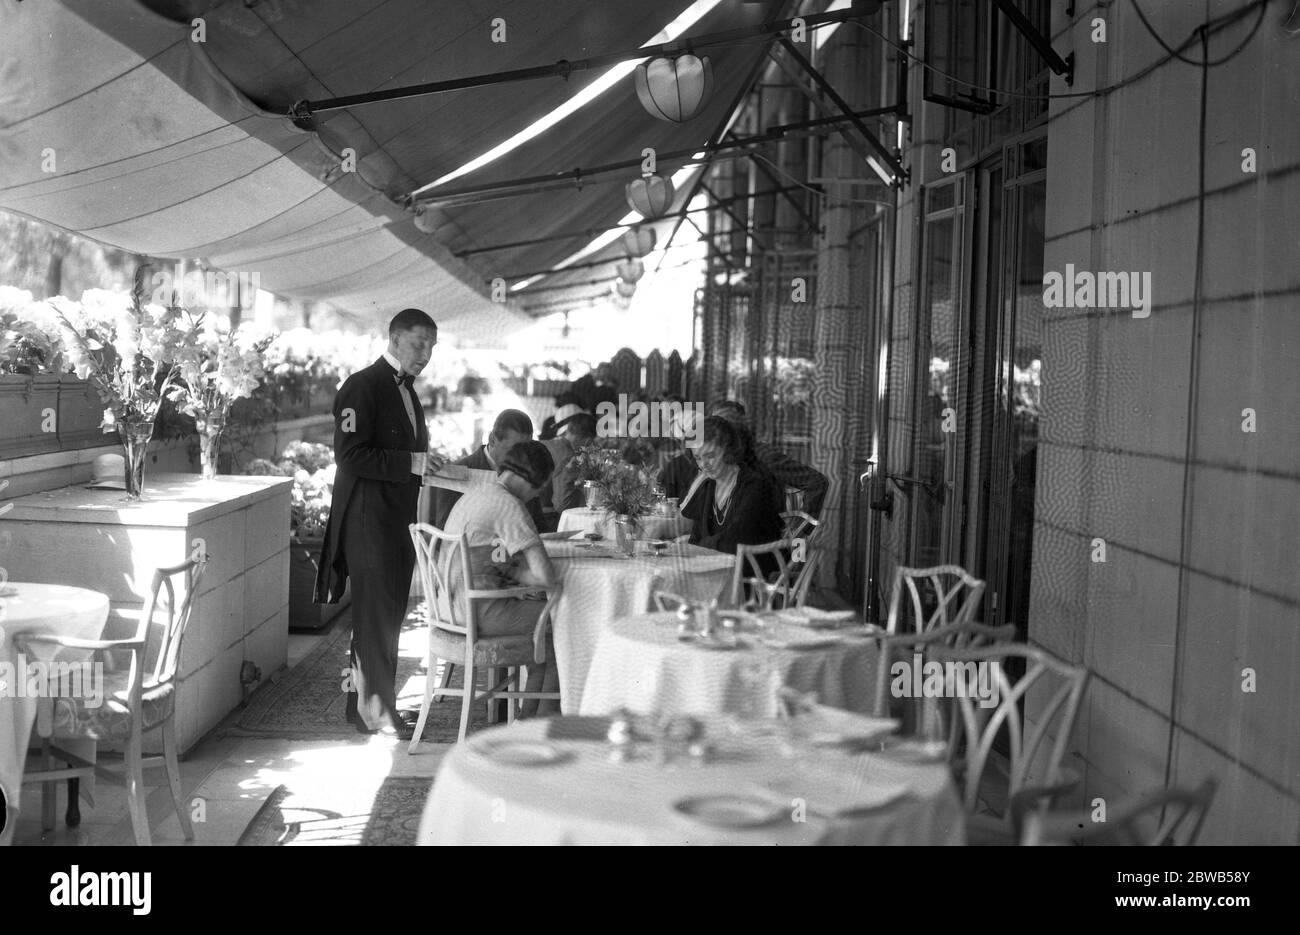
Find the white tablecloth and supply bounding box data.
[418,716,965,845]
[544,540,733,713]
[580,612,880,718]
[0,583,109,846]
[557,507,691,541]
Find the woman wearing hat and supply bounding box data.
[440,440,560,714]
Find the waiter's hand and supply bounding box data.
[422,449,448,481]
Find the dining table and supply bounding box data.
[417,714,965,845]
[556,507,692,542]
[579,611,881,718]
[542,538,733,713]
[0,582,110,846]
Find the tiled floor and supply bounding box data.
[11,623,453,846]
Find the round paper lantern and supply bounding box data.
[635,54,714,123]
[615,279,637,299]
[622,226,656,257]
[625,173,675,219]
[413,207,439,234]
[616,258,645,284]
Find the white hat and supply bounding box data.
[88,453,127,490]
[554,403,585,431]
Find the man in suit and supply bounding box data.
[430,409,544,530]
[315,308,443,737]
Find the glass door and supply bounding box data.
[909,176,971,568]
[970,137,1047,636]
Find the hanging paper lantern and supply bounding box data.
[635,53,714,123]
[622,226,656,257]
[625,172,675,219]
[615,279,637,299]
[616,258,645,284]
[413,207,440,234]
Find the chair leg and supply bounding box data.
[123,729,150,846]
[409,655,439,755]
[456,660,474,742]
[435,661,455,702]
[66,778,81,828]
[161,719,193,841]
[507,668,519,725]
[41,743,57,831]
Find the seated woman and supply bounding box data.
[440,440,559,715]
[680,416,783,557]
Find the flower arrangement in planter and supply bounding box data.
[49,284,185,498]
[245,440,340,630]
[1,287,62,375]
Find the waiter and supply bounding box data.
[315,308,443,737]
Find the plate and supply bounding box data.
[798,707,899,747]
[878,739,949,763]
[673,795,785,828]
[692,636,747,651]
[469,739,572,766]
[760,634,842,651]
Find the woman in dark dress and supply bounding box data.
[680,416,783,555]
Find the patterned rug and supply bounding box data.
[227,600,488,741]
[236,777,436,846]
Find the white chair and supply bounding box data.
[1021,778,1217,846]
[928,642,1090,844]
[408,522,561,750]
[870,620,1017,722]
[885,564,986,635]
[19,558,206,846]
[727,538,801,610]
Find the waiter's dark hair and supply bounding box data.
[499,440,554,489]
[491,409,534,440]
[389,308,438,336]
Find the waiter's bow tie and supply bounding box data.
[394,372,414,388]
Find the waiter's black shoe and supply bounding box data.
[344,690,360,724]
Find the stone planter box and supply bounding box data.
[2,474,292,754]
[0,373,62,458]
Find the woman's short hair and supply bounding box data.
[499,440,554,489]
[702,416,745,466]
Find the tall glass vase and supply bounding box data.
[118,421,155,500]
[197,412,226,480]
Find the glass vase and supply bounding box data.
[118,420,155,500]
[613,514,638,556]
[197,413,226,480]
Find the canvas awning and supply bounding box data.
[0,0,784,343]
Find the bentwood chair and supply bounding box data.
[928,642,1090,845]
[885,565,986,635]
[870,620,1018,731]
[727,538,799,611]
[18,558,206,846]
[1020,778,1218,846]
[779,511,822,607]
[408,523,561,750]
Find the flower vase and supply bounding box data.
[197,413,226,480]
[583,481,604,510]
[118,420,155,500]
[613,514,638,556]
